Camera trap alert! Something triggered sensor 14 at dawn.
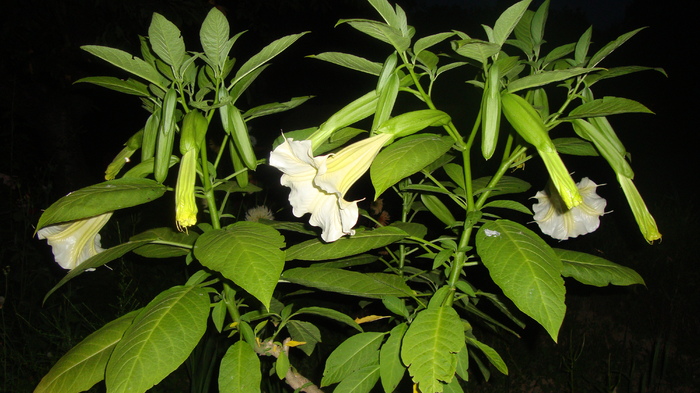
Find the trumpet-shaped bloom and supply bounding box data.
[270,134,391,242]
[36,212,113,270]
[532,177,606,240]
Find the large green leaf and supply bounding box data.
[148,13,186,73]
[194,222,285,309]
[81,45,167,89]
[34,311,139,393]
[371,134,454,199]
[200,7,230,72]
[219,341,261,393]
[281,268,413,299]
[401,306,465,393]
[321,332,385,387]
[285,226,407,261]
[105,285,210,393]
[380,323,407,393]
[36,178,166,231]
[554,248,645,287]
[476,220,565,341]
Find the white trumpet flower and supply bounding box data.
[270,134,391,242]
[37,213,112,270]
[532,177,606,240]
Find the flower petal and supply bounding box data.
[37,213,113,270]
[532,177,606,240]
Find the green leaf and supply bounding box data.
[375,110,450,141]
[567,96,653,118]
[194,222,285,309]
[451,39,501,63]
[414,32,456,57]
[588,27,645,68]
[476,220,565,341]
[231,32,309,88]
[367,0,399,28]
[43,240,155,303]
[465,336,508,375]
[371,134,454,199]
[130,227,198,258]
[380,323,407,393]
[574,26,592,65]
[34,311,139,393]
[310,52,383,75]
[243,96,314,121]
[275,350,290,380]
[74,76,150,97]
[507,68,598,93]
[292,306,363,332]
[105,285,210,393]
[36,178,166,230]
[553,137,599,156]
[200,7,230,72]
[219,341,261,393]
[472,175,531,197]
[482,199,532,215]
[286,320,322,356]
[401,306,465,393]
[492,0,532,46]
[148,13,186,73]
[81,45,167,89]
[321,332,385,387]
[339,19,410,52]
[281,268,414,299]
[313,254,378,269]
[334,364,381,393]
[285,226,407,261]
[554,248,645,287]
[584,65,667,86]
[421,194,457,227]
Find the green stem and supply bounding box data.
[199,138,221,230]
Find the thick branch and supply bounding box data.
[255,338,324,393]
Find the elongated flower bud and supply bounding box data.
[502,92,582,208]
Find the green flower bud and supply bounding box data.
[502,92,582,208]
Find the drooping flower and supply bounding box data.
[532,177,606,240]
[36,212,113,270]
[269,133,392,242]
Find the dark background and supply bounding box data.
[1,0,697,392]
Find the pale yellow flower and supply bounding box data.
[36,213,113,270]
[532,177,606,240]
[269,133,391,242]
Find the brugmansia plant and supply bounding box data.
[34,0,664,392]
